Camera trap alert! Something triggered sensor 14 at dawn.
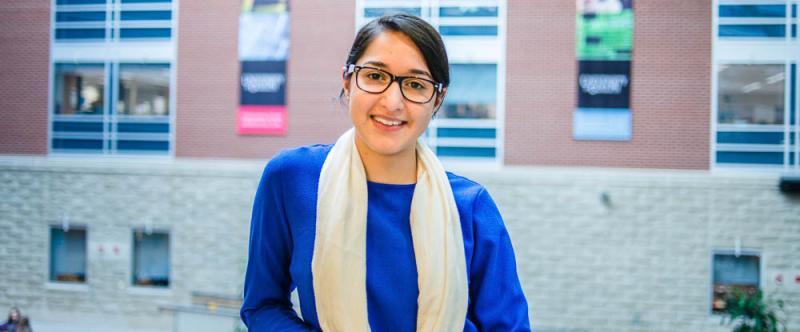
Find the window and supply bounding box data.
[50,0,175,156]
[116,64,171,152]
[132,230,170,287]
[54,64,106,116]
[718,64,784,126]
[52,64,106,152]
[364,7,421,17]
[51,63,173,154]
[442,64,497,120]
[358,0,504,163]
[716,3,791,39]
[50,226,87,283]
[435,63,498,158]
[712,252,760,314]
[118,64,170,117]
[54,0,173,42]
[713,2,799,170]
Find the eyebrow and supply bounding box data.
[361,60,433,80]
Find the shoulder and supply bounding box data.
[262,144,332,178]
[446,171,506,232]
[446,171,495,214]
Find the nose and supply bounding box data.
[380,79,405,112]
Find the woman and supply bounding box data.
[241,13,530,331]
[0,308,20,332]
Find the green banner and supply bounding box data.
[574,0,634,141]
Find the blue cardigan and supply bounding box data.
[240,144,530,331]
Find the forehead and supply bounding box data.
[356,30,430,76]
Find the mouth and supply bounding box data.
[370,115,407,128]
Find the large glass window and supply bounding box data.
[712,253,760,314]
[54,0,173,42]
[715,63,791,166]
[118,64,171,117]
[51,0,175,156]
[54,64,105,116]
[50,226,88,283]
[442,64,497,119]
[132,230,170,288]
[51,62,172,155]
[718,64,784,125]
[714,2,799,170]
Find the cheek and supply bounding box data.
[413,104,434,123]
[348,93,374,121]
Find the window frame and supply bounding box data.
[708,249,764,317]
[129,227,172,290]
[46,224,90,289]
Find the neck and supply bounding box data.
[355,140,417,185]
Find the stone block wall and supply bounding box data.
[1,157,798,331]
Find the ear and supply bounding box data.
[342,76,352,98]
[433,87,447,112]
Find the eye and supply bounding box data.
[405,79,428,91]
[363,70,387,82]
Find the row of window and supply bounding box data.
[55,0,173,41]
[717,4,798,38]
[50,226,170,288]
[47,1,800,170]
[364,6,499,36]
[51,0,175,153]
[47,225,763,314]
[51,63,171,154]
[364,6,498,18]
[714,2,800,169]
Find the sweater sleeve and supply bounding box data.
[240,156,315,331]
[468,187,532,331]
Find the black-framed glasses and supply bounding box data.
[344,64,443,104]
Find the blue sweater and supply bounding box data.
[241,144,530,331]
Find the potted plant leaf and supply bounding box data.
[722,289,786,332]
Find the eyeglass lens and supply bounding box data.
[356,67,436,103]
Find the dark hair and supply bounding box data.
[340,13,450,107]
[6,307,19,323]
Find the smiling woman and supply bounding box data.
[240,13,530,332]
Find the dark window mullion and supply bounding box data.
[110,61,120,154]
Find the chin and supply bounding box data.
[360,136,414,157]
[370,142,412,157]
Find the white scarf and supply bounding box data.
[312,128,468,332]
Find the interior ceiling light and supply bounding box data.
[765,72,784,85]
[740,81,762,94]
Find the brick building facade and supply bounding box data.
[1,0,799,331]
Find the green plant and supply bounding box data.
[722,289,786,332]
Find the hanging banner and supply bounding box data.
[574,0,633,141]
[237,0,289,135]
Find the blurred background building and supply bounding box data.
[1,0,799,331]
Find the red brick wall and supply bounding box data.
[0,1,50,155]
[505,1,711,169]
[175,1,355,159]
[1,1,714,169]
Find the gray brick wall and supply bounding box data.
[0,157,261,331]
[476,167,800,332]
[1,156,798,332]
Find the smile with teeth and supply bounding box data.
[371,115,406,127]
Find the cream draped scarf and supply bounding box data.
[312,128,468,332]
